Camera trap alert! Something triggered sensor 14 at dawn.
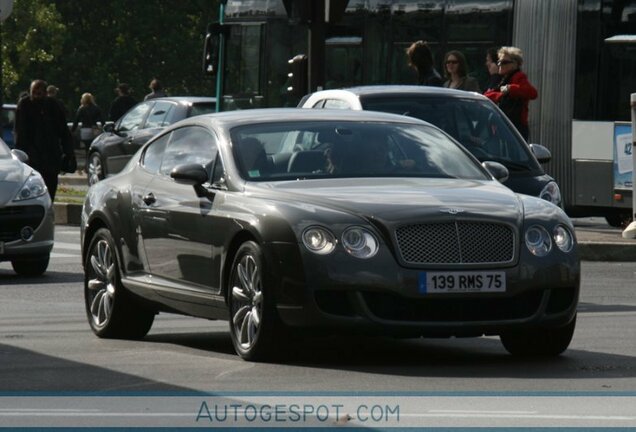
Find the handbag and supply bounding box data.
[61,153,77,173]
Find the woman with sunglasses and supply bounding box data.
[442,50,480,92]
[484,46,537,141]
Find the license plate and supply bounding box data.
[419,271,506,294]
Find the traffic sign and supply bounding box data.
[0,0,14,21]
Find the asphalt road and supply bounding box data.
[1,225,635,428]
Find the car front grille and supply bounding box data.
[0,206,45,242]
[395,221,515,265]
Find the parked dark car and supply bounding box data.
[86,96,216,185]
[300,86,562,206]
[81,109,579,361]
[1,104,16,148]
[0,139,54,275]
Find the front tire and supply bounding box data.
[11,254,50,276]
[228,241,284,361]
[87,152,104,186]
[500,315,576,357]
[84,228,154,339]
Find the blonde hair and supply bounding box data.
[498,46,524,66]
[80,92,95,106]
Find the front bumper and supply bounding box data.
[0,202,55,261]
[269,242,580,336]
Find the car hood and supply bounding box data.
[0,158,29,206]
[253,178,522,224]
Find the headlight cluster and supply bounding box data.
[13,171,47,201]
[302,226,379,259]
[539,181,562,207]
[525,224,573,256]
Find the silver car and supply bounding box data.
[0,139,54,275]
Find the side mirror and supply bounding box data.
[529,143,551,164]
[11,149,28,163]
[482,161,509,183]
[171,163,209,186]
[171,163,216,200]
[103,122,116,133]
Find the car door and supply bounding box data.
[103,102,154,174]
[138,126,220,291]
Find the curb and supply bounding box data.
[577,241,636,262]
[54,202,82,226]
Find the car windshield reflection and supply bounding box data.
[231,121,489,182]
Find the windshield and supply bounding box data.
[362,96,538,171]
[231,121,489,181]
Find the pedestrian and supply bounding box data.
[14,79,76,200]
[109,83,137,121]
[71,93,104,151]
[442,50,480,92]
[484,46,537,141]
[483,47,502,93]
[406,40,443,87]
[46,84,69,121]
[144,78,167,100]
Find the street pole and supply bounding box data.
[215,0,227,113]
[623,93,636,238]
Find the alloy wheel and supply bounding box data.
[87,239,116,328]
[231,254,263,351]
[88,153,103,186]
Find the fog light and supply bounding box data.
[20,226,34,241]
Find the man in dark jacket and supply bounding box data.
[15,79,75,200]
[109,83,137,121]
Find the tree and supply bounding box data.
[2,0,219,113]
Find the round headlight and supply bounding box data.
[525,225,552,257]
[553,225,574,253]
[342,227,379,259]
[302,226,336,255]
[540,181,562,207]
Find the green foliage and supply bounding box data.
[2,0,219,115]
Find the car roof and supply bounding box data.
[311,85,486,100]
[190,108,430,129]
[148,96,216,104]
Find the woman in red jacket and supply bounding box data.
[484,46,537,141]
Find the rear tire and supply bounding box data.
[87,152,104,186]
[11,254,50,276]
[605,213,632,228]
[84,228,155,339]
[500,315,576,357]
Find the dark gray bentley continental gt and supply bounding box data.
[80,109,580,361]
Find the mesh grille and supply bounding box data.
[395,221,514,264]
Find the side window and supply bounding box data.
[144,102,174,129]
[142,133,170,174]
[210,153,226,186]
[311,100,326,108]
[119,103,152,132]
[323,99,350,109]
[159,126,218,176]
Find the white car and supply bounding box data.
[0,139,54,275]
